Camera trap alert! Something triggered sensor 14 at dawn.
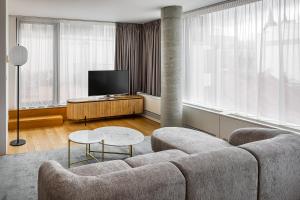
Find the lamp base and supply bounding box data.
[10,139,26,146]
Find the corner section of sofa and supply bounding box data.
[172,147,258,200]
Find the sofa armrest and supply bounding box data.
[38,160,186,200]
[241,134,300,200]
[228,128,289,146]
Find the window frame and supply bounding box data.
[18,19,59,107]
[17,16,115,108]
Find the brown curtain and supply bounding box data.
[115,20,161,96]
[141,20,161,96]
[115,23,142,95]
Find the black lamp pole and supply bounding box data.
[10,19,26,146]
[10,64,26,146]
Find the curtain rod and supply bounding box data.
[11,15,116,24]
[184,0,260,16]
[11,15,154,25]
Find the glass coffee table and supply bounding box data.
[68,126,144,168]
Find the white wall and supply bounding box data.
[183,105,220,137]
[8,16,16,109]
[0,0,8,155]
[183,105,267,140]
[138,92,161,123]
[140,94,300,140]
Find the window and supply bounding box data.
[19,22,56,107]
[59,22,115,104]
[18,19,116,107]
[184,0,300,128]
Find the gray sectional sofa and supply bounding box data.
[38,127,300,200]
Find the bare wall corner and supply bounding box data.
[0,0,8,155]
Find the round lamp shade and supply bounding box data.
[9,45,28,66]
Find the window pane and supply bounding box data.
[184,0,300,127]
[19,22,55,107]
[59,22,115,104]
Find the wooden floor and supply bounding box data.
[7,116,160,155]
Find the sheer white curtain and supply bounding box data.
[184,0,300,127]
[59,22,115,104]
[19,22,55,107]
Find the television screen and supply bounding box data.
[88,70,129,96]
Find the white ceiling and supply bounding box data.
[8,0,225,23]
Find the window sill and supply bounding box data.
[183,102,300,135]
[9,105,66,111]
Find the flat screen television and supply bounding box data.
[88,70,129,96]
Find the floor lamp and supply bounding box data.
[9,45,28,146]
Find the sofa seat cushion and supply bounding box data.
[125,149,189,167]
[70,160,131,176]
[151,127,231,154]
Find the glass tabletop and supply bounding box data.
[68,130,102,144]
[68,127,145,146]
[93,126,145,146]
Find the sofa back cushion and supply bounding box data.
[38,161,186,200]
[241,134,300,200]
[152,127,231,154]
[172,147,258,200]
[229,128,290,146]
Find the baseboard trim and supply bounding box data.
[142,110,160,123]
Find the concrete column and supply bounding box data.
[0,0,7,155]
[161,6,183,127]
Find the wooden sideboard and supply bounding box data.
[67,95,144,121]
